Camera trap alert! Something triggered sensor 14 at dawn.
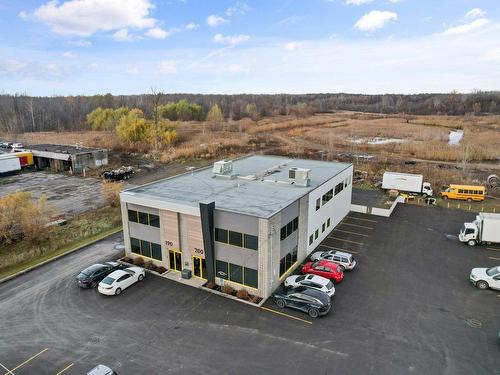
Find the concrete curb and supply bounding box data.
[0,228,123,285]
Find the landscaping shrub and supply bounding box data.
[205,281,216,289]
[132,257,144,266]
[155,266,167,274]
[122,256,133,264]
[221,285,235,295]
[143,260,154,270]
[236,289,249,300]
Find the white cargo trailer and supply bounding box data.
[382,172,433,197]
[0,154,21,174]
[459,213,500,246]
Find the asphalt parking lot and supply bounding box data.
[0,171,107,215]
[0,205,499,374]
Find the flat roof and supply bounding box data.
[27,144,105,154]
[123,155,351,218]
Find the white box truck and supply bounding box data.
[0,154,21,174]
[382,172,433,197]
[459,213,500,246]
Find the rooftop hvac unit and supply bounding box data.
[213,160,233,175]
[289,167,311,187]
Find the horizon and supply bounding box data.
[1,0,500,96]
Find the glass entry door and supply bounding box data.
[169,250,182,272]
[192,256,206,279]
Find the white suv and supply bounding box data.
[310,248,356,271]
[470,266,500,290]
[284,274,335,297]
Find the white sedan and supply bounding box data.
[470,266,500,290]
[98,267,145,296]
[284,274,335,297]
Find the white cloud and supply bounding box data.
[228,64,249,73]
[213,33,249,45]
[284,41,300,51]
[443,18,490,35]
[185,22,198,30]
[465,8,486,19]
[145,27,170,39]
[226,2,250,16]
[18,10,29,20]
[112,28,135,42]
[207,14,228,27]
[0,59,27,74]
[68,39,92,47]
[388,0,403,3]
[354,10,398,32]
[63,51,77,58]
[34,0,156,36]
[158,60,177,74]
[345,0,373,5]
[127,67,139,74]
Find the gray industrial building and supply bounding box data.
[120,155,353,298]
[27,144,108,173]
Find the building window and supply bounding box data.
[309,234,313,245]
[131,237,161,260]
[322,189,333,205]
[280,216,299,241]
[131,237,141,254]
[322,223,326,233]
[229,264,243,284]
[315,229,319,239]
[216,260,229,279]
[151,243,162,261]
[243,234,258,250]
[327,218,331,228]
[244,268,258,288]
[316,198,321,211]
[149,214,160,228]
[335,182,344,195]
[279,248,297,277]
[128,210,138,223]
[215,228,228,243]
[138,212,149,225]
[228,231,243,247]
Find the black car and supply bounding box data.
[76,262,120,288]
[274,286,331,318]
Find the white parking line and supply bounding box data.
[0,362,14,375]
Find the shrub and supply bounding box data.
[236,289,249,300]
[205,281,216,289]
[155,266,167,274]
[221,285,235,295]
[122,256,133,264]
[143,260,154,270]
[132,256,144,266]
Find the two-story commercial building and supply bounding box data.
[120,155,353,299]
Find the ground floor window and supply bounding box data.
[279,248,298,277]
[327,218,331,228]
[130,237,162,261]
[215,260,258,288]
[309,234,313,245]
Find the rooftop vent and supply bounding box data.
[289,167,311,187]
[213,160,233,176]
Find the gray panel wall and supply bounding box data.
[280,200,298,226]
[128,222,161,244]
[279,199,299,258]
[214,210,259,270]
[127,203,159,215]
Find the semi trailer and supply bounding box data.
[0,154,21,175]
[382,172,433,197]
[459,213,500,246]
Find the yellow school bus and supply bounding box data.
[440,184,486,202]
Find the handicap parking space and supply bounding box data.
[0,347,75,375]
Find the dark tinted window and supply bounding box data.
[244,268,258,288]
[141,240,151,258]
[216,260,228,279]
[309,235,313,245]
[128,210,138,222]
[151,243,162,260]
[138,212,149,225]
[280,226,287,241]
[286,222,293,236]
[229,264,243,284]
[131,238,140,254]
[292,217,298,231]
[149,214,160,228]
[215,228,228,243]
[228,231,243,247]
[244,234,258,250]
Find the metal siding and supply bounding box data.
[128,222,161,244]
[214,210,259,235]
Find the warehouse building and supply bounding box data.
[27,144,108,173]
[120,155,353,299]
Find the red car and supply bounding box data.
[302,260,344,283]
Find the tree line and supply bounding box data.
[1,91,499,133]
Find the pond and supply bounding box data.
[448,130,463,146]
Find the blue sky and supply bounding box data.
[0,0,499,95]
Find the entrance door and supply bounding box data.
[169,250,182,272]
[192,256,206,279]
